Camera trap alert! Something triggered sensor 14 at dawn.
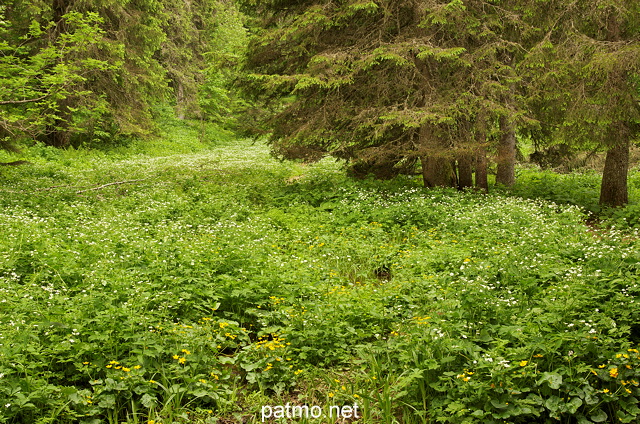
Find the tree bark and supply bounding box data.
[52,0,67,34]
[475,150,489,191]
[599,137,629,207]
[44,0,71,148]
[44,97,72,148]
[472,119,490,192]
[457,153,473,190]
[421,155,457,188]
[419,125,457,188]
[176,81,186,120]
[496,116,516,187]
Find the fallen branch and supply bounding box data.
[76,179,144,194]
[36,184,84,191]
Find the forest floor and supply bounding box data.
[0,122,639,423]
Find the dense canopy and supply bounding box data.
[241,0,640,205]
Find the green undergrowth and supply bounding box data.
[512,167,640,227]
[0,116,235,165]
[0,131,639,423]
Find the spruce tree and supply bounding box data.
[241,0,530,188]
[521,0,640,206]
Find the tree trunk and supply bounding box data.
[52,0,67,33]
[44,0,71,148]
[419,125,456,188]
[421,155,456,188]
[44,94,72,147]
[475,132,489,192]
[457,153,473,190]
[599,138,629,207]
[45,125,71,147]
[496,116,516,187]
[176,81,186,120]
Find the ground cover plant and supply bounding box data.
[0,125,640,423]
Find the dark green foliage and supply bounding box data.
[242,0,640,203]
[240,0,527,188]
[520,0,640,206]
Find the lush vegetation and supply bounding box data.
[1,1,640,423]
[0,0,246,149]
[0,121,639,423]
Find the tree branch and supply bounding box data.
[0,94,49,105]
[75,179,144,193]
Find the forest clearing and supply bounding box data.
[2,0,640,422]
[1,121,640,423]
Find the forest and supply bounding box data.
[0,0,639,423]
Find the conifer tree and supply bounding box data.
[0,5,112,149]
[242,0,639,202]
[240,0,529,189]
[522,0,640,206]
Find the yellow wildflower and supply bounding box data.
[610,368,619,378]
